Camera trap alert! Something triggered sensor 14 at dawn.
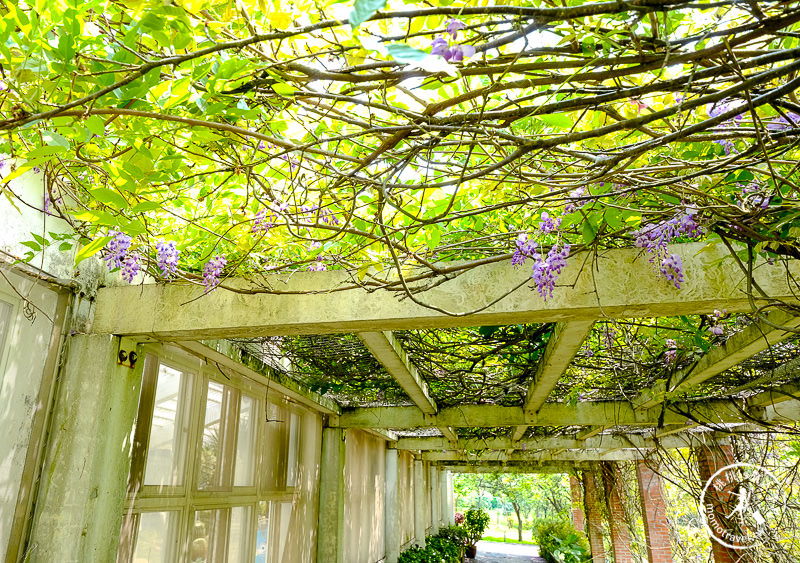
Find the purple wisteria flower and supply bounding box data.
[531,244,570,300]
[203,255,226,292]
[709,324,724,336]
[320,207,340,225]
[714,138,736,156]
[252,208,275,233]
[660,253,684,288]
[446,18,466,40]
[766,112,800,131]
[602,326,616,349]
[307,256,327,271]
[121,254,140,283]
[739,183,770,210]
[430,37,449,57]
[564,187,587,214]
[512,233,536,267]
[102,231,132,270]
[156,241,179,277]
[538,211,561,235]
[665,339,678,364]
[707,99,744,124]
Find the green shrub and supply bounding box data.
[397,526,466,563]
[464,507,491,546]
[534,519,591,563]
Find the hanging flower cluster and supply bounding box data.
[430,19,475,62]
[203,255,227,292]
[156,241,180,278]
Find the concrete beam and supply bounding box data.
[396,433,713,452]
[358,331,437,414]
[445,462,582,474]
[177,340,340,414]
[634,310,800,409]
[92,243,800,339]
[422,450,643,462]
[513,320,594,441]
[335,399,779,429]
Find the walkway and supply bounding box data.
[471,540,546,563]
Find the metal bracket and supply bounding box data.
[117,337,139,369]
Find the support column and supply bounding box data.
[440,469,449,527]
[414,460,426,547]
[602,462,633,563]
[385,448,400,563]
[430,465,440,535]
[27,335,144,561]
[447,472,455,525]
[317,427,346,563]
[695,444,739,563]
[636,461,674,563]
[569,475,586,533]
[582,469,607,563]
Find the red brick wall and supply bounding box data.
[602,462,633,563]
[635,461,674,563]
[694,445,744,563]
[569,475,586,533]
[582,469,607,562]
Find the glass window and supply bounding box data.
[132,511,178,563]
[144,364,189,487]
[234,395,257,487]
[192,506,251,563]
[227,506,251,562]
[254,502,269,563]
[198,382,229,489]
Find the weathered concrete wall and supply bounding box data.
[343,430,386,563]
[398,449,416,548]
[0,269,61,561]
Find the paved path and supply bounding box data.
[470,540,547,563]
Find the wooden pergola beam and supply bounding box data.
[334,395,799,429]
[512,320,594,441]
[634,310,800,409]
[92,242,800,339]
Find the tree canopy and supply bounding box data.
[2,0,799,305]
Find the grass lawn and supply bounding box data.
[482,535,537,546]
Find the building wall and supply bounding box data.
[343,430,387,563]
[0,269,61,561]
[398,450,416,548]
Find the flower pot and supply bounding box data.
[465,544,477,558]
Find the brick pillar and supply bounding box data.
[582,469,606,562]
[569,475,586,533]
[636,461,674,563]
[601,462,633,563]
[695,444,742,563]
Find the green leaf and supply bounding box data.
[349,0,386,28]
[536,114,573,129]
[20,240,42,252]
[131,200,164,213]
[41,130,70,148]
[272,83,296,96]
[90,187,128,210]
[75,236,113,266]
[582,220,597,244]
[386,44,429,63]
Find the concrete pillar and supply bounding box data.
[27,335,143,561]
[385,448,400,563]
[317,427,346,563]
[695,444,739,563]
[636,461,674,563]
[430,465,440,535]
[582,469,607,562]
[602,462,633,563]
[440,469,449,527]
[447,472,455,525]
[569,475,586,533]
[414,460,426,547]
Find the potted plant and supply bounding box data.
[462,508,490,559]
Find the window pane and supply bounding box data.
[275,502,293,562]
[132,511,177,563]
[193,509,227,562]
[234,395,257,486]
[0,299,13,369]
[227,506,251,563]
[254,502,269,563]
[198,382,226,489]
[143,364,187,487]
[286,412,300,488]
